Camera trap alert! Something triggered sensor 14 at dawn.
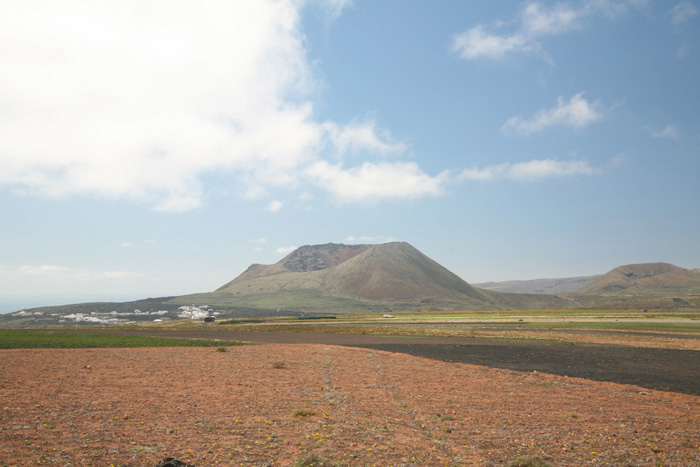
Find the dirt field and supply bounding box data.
[40,328,700,396]
[1,344,699,466]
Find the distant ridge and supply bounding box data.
[474,276,600,295]
[576,262,700,296]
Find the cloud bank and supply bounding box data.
[0,1,605,212]
[0,0,438,211]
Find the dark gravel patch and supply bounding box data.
[353,342,700,396]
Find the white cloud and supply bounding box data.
[459,159,597,182]
[650,125,680,138]
[307,161,449,203]
[276,246,297,254]
[451,26,528,60]
[452,1,645,61]
[502,93,605,135]
[522,2,582,36]
[322,120,407,158]
[252,238,268,244]
[669,2,699,27]
[0,0,416,212]
[120,242,134,248]
[266,200,284,212]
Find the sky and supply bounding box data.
[1,0,699,312]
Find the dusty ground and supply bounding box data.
[37,328,700,395]
[1,345,699,466]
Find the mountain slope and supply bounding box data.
[214,242,497,306]
[216,243,370,288]
[576,263,700,296]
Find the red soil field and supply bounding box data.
[1,344,699,466]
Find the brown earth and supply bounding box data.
[34,328,700,395]
[1,344,699,467]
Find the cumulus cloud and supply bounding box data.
[650,125,680,138]
[0,1,608,211]
[0,0,424,211]
[307,161,449,203]
[502,93,605,135]
[452,1,645,61]
[459,159,597,182]
[276,246,297,254]
[120,242,134,248]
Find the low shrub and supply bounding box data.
[292,409,316,417]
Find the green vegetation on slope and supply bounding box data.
[0,330,245,349]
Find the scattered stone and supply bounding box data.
[155,457,194,467]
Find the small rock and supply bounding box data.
[155,457,195,467]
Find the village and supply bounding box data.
[11,305,218,326]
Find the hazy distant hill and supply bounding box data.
[474,276,600,294]
[3,250,699,328]
[576,263,700,296]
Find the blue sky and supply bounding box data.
[1,0,699,312]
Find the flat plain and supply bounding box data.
[2,311,700,466]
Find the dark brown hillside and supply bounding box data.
[281,243,369,272]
